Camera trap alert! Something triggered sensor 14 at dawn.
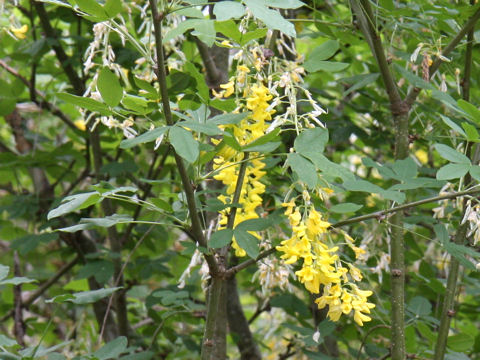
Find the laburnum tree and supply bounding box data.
[1,0,480,359]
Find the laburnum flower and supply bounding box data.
[213,83,273,257]
[74,119,87,131]
[278,200,375,325]
[10,24,28,39]
[220,81,235,97]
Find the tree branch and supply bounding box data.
[149,0,218,275]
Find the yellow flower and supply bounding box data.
[10,24,28,39]
[237,65,250,73]
[415,149,428,164]
[354,310,371,326]
[220,81,235,97]
[74,119,87,131]
[220,40,233,48]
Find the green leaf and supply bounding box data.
[294,127,328,155]
[343,179,384,193]
[434,223,449,244]
[222,131,242,151]
[243,0,296,38]
[209,229,233,248]
[93,337,128,360]
[239,28,268,46]
[304,153,355,182]
[330,203,363,214]
[177,121,222,135]
[0,335,17,347]
[457,99,480,125]
[264,0,305,8]
[213,2,246,20]
[214,20,242,43]
[343,73,380,96]
[184,62,209,102]
[48,287,122,305]
[75,0,108,20]
[79,214,134,228]
[440,115,466,137]
[443,241,477,270]
[434,144,471,164]
[447,334,474,352]
[120,126,169,149]
[121,94,149,114]
[48,192,100,219]
[407,296,431,317]
[97,67,123,107]
[120,351,154,360]
[169,126,199,163]
[0,264,8,281]
[234,229,259,258]
[362,157,398,180]
[134,77,158,100]
[417,322,436,343]
[164,19,201,43]
[210,98,237,112]
[243,128,280,151]
[394,64,435,90]
[304,61,349,73]
[392,158,417,180]
[380,189,405,204]
[58,224,93,233]
[0,276,36,286]
[104,0,122,18]
[11,233,59,255]
[461,122,479,142]
[287,153,318,188]
[469,165,480,182]
[436,163,470,180]
[305,40,339,62]
[208,112,248,125]
[57,93,112,115]
[192,20,216,47]
[236,218,272,231]
[344,179,405,203]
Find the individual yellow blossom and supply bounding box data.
[10,24,28,39]
[415,149,428,164]
[220,40,232,48]
[237,65,250,73]
[220,81,234,97]
[74,119,87,131]
[236,65,250,84]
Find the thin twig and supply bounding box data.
[98,224,155,343]
[0,59,77,130]
[356,324,390,360]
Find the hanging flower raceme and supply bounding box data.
[213,81,274,257]
[276,199,375,326]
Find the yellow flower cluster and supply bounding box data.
[213,82,274,257]
[277,200,375,326]
[10,24,28,39]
